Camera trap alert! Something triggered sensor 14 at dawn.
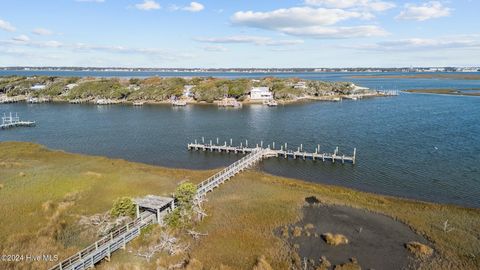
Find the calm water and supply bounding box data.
[1,72,480,207]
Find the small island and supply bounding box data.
[0,76,393,106]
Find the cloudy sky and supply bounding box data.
[0,0,479,67]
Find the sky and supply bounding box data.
[0,0,479,68]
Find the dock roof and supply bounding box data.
[134,195,174,210]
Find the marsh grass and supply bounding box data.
[1,142,479,270]
[0,142,212,270]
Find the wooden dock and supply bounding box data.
[196,148,267,198]
[188,138,356,164]
[1,112,36,129]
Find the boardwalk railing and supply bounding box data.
[49,211,155,270]
[196,148,266,198]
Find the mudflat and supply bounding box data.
[282,200,430,269]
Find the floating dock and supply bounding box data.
[1,112,36,129]
[188,138,356,164]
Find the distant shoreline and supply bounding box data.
[403,88,480,96]
[350,74,480,80]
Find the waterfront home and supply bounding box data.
[293,81,308,90]
[30,84,46,90]
[65,83,78,90]
[183,85,195,98]
[250,87,273,100]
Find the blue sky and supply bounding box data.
[0,0,479,67]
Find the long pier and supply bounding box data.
[188,138,356,164]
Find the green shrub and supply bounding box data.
[110,197,136,218]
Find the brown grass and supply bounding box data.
[406,241,434,259]
[293,226,303,237]
[252,256,273,270]
[185,258,204,270]
[322,233,349,246]
[316,256,332,270]
[333,261,361,270]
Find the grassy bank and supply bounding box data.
[1,142,479,269]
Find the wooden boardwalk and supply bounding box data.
[196,148,267,198]
[49,211,156,270]
[188,138,356,164]
[49,148,266,270]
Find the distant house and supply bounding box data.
[30,84,46,90]
[65,83,78,90]
[183,85,195,98]
[293,81,307,90]
[250,87,273,100]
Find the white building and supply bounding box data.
[293,81,307,89]
[183,85,195,98]
[250,87,273,100]
[30,84,46,90]
[65,83,78,90]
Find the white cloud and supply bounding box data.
[280,25,388,38]
[135,0,161,11]
[232,7,368,28]
[0,19,16,32]
[32,28,54,36]
[231,7,388,38]
[305,0,395,11]
[195,35,304,46]
[12,35,30,42]
[183,2,204,12]
[75,0,105,2]
[202,45,227,52]
[346,37,480,51]
[396,1,451,21]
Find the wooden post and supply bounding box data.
[216,137,219,144]
[353,148,356,164]
[230,138,232,145]
[202,137,205,143]
[261,141,263,148]
[273,142,275,149]
[136,204,140,218]
[300,144,303,152]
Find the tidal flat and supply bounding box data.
[0,142,479,270]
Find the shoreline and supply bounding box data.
[350,74,480,80]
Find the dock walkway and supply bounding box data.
[188,138,356,164]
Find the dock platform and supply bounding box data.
[188,138,356,164]
[1,112,36,129]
